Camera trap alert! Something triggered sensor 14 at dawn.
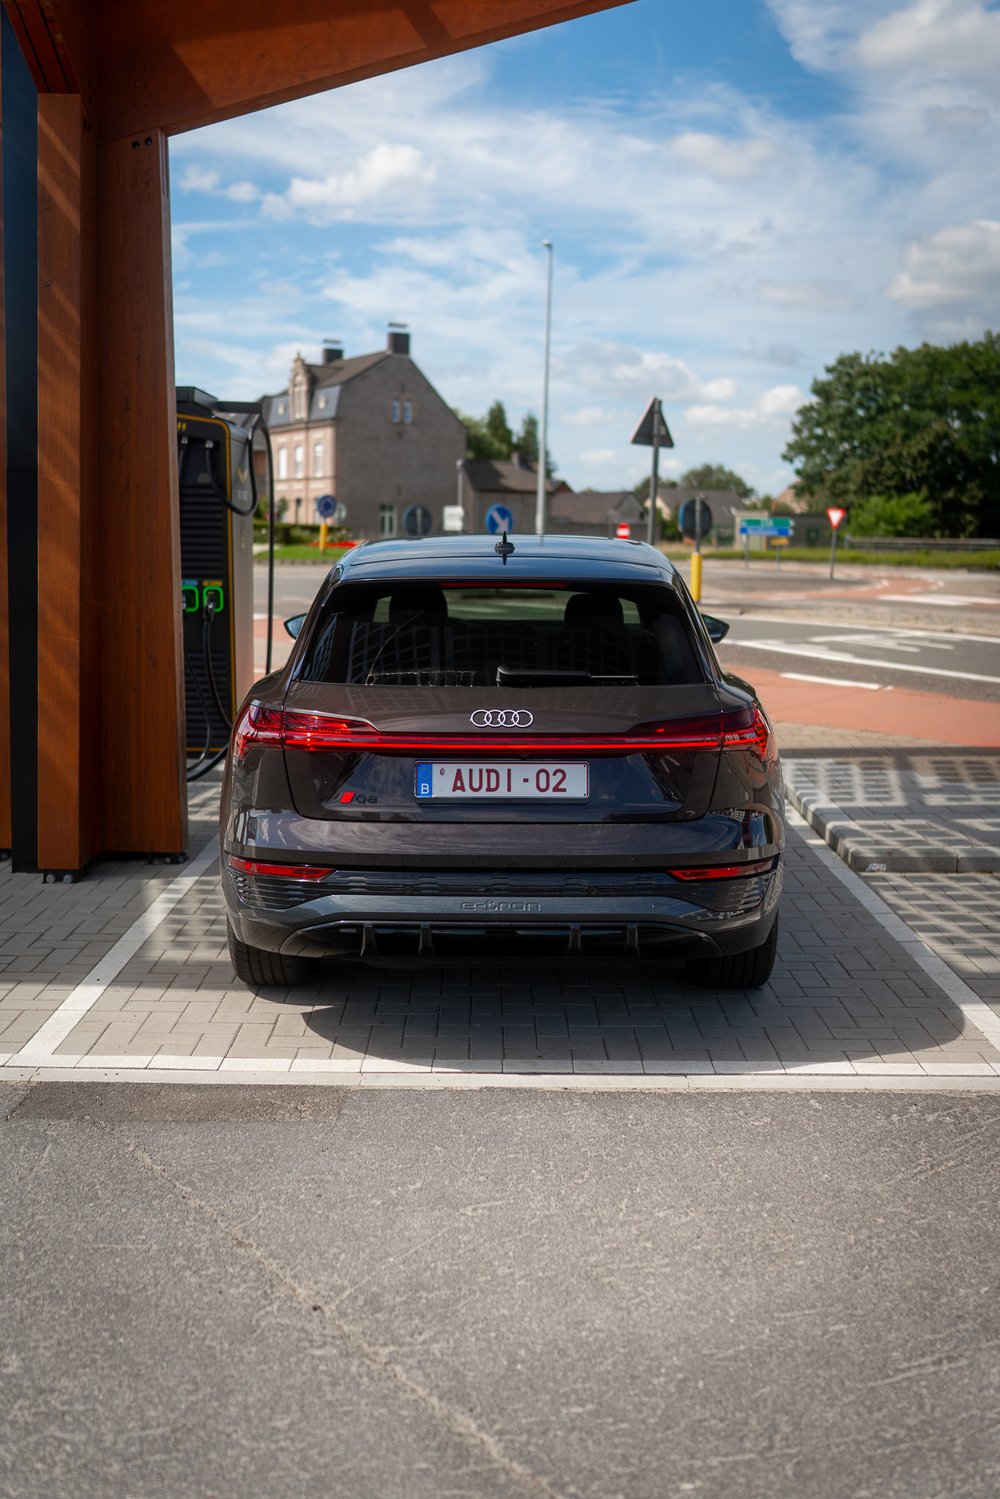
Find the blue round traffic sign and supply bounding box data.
[402,504,432,538]
[486,504,514,535]
[315,493,336,519]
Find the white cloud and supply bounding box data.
[886,219,1000,308]
[263,144,436,222]
[180,166,220,193]
[685,384,807,432]
[671,132,775,181]
[855,0,1000,86]
[757,279,858,310]
[223,181,260,203]
[564,405,612,427]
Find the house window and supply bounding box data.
[379,504,396,537]
[277,401,286,416]
[402,399,412,424]
[390,399,400,423]
[277,446,288,480]
[313,442,323,477]
[294,445,304,478]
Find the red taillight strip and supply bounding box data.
[233,704,775,760]
[668,858,776,881]
[225,855,333,880]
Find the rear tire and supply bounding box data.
[227,920,319,988]
[685,913,779,991]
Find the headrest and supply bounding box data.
[387,585,447,623]
[564,592,624,626]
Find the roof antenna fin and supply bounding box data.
[494,530,515,564]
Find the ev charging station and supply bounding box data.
[176,389,258,775]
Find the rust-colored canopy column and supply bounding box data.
[94,128,187,856]
[36,93,99,870]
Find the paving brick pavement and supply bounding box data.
[1,775,1000,1081]
[784,748,1000,872]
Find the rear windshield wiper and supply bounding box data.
[496,666,638,688]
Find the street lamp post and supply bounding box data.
[535,239,553,537]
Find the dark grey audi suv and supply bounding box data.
[220,534,783,989]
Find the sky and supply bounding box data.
[170,0,1000,498]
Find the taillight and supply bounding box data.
[225,855,332,880]
[716,704,773,760]
[233,701,283,760]
[233,703,375,760]
[668,857,776,881]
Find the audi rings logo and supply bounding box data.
[470,708,534,728]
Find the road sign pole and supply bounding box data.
[829,526,838,580]
[646,403,660,546]
[744,531,750,569]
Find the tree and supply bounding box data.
[783,333,1000,537]
[454,399,515,462]
[679,463,754,499]
[632,475,677,501]
[515,411,557,478]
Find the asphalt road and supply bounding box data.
[3,1081,999,1499]
[718,617,1000,702]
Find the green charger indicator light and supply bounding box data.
[202,581,226,612]
[181,579,200,613]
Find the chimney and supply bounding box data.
[387,323,410,356]
[322,341,343,364]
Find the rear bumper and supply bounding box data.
[222,862,782,965]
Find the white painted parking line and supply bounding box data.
[781,672,883,690]
[4,1065,1000,1091]
[10,837,219,1062]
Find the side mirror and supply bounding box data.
[284,613,306,639]
[701,613,730,644]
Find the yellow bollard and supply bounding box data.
[690,551,703,603]
[319,521,329,551]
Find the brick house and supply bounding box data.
[262,329,466,538]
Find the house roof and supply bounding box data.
[550,490,639,523]
[263,351,391,428]
[464,458,561,495]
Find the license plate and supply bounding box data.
[415,761,589,800]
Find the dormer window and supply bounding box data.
[318,395,326,410]
[277,401,286,416]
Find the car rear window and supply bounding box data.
[299,582,703,687]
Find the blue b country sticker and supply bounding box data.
[415,763,433,798]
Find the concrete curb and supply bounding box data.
[783,781,1000,874]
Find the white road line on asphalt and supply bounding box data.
[785,810,1000,1055]
[881,594,1000,608]
[781,672,883,691]
[725,617,999,645]
[11,837,219,1063]
[733,640,1000,686]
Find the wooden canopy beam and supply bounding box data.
[94,0,632,142]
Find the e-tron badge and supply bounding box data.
[470,708,533,728]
